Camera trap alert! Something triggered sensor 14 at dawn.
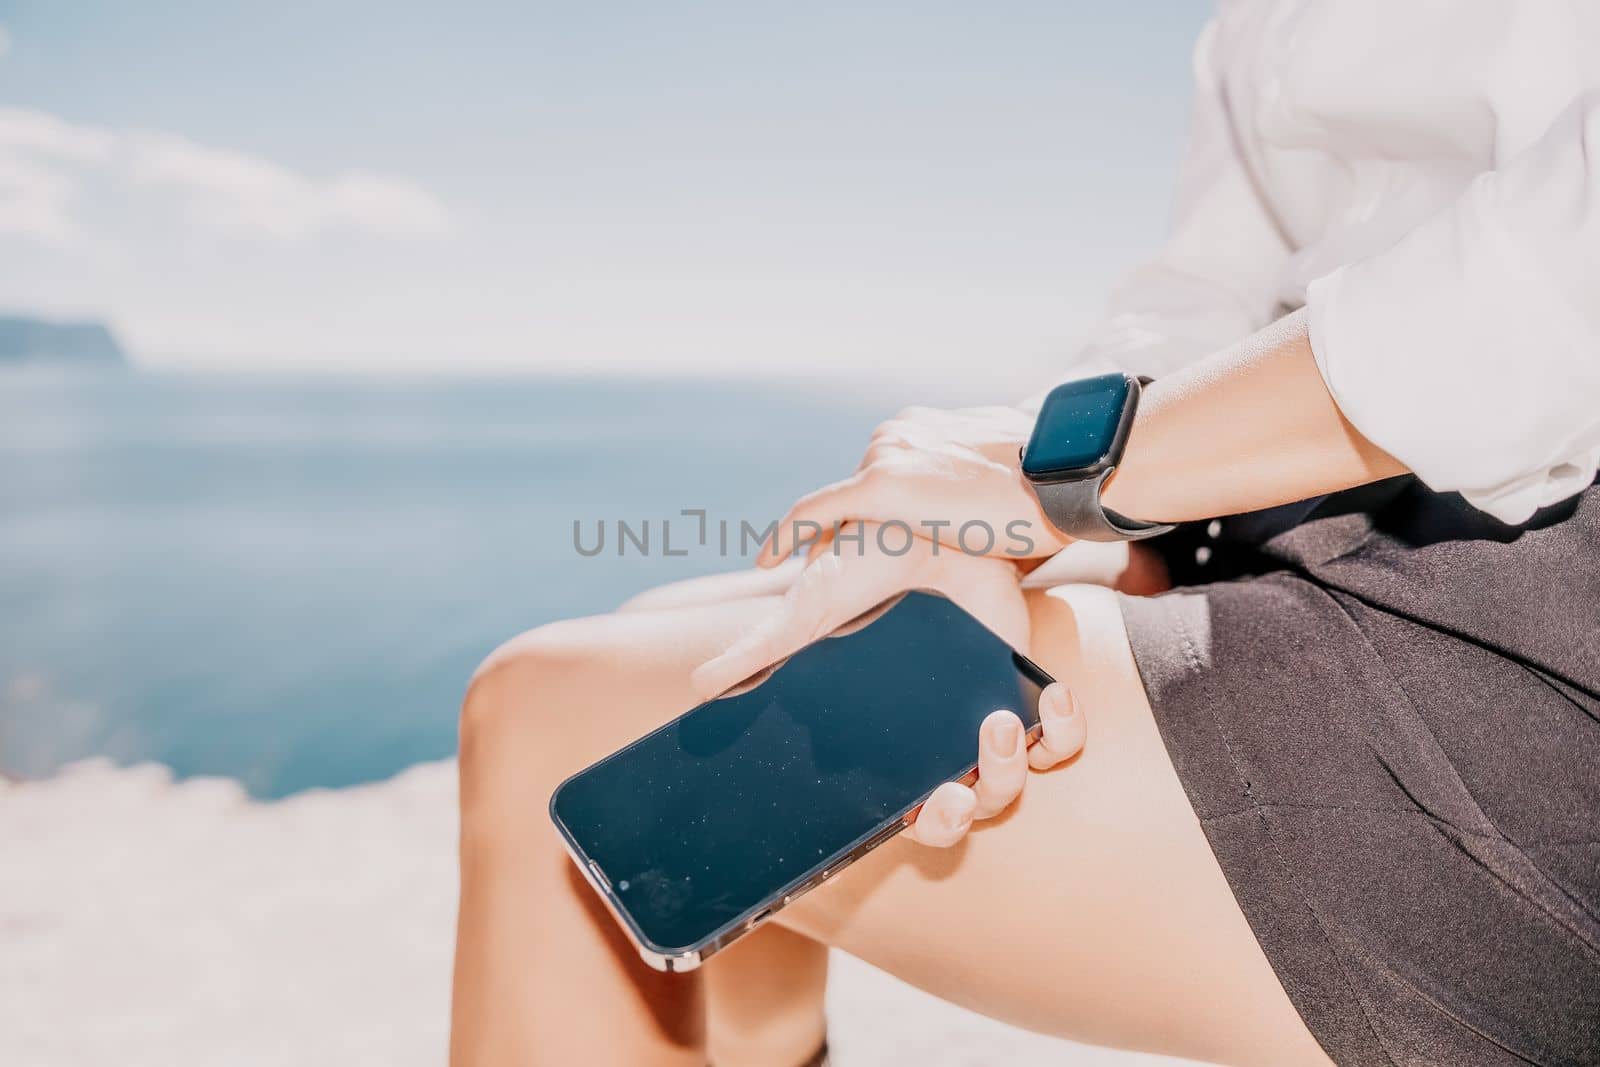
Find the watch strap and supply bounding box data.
[1030,470,1176,543]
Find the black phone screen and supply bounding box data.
[550,590,1051,957]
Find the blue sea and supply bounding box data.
[0,369,894,797]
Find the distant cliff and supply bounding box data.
[0,316,127,366]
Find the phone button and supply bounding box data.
[587,859,612,893]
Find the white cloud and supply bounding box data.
[0,107,114,162]
[126,131,451,241]
[0,110,114,245]
[0,106,450,248]
[0,154,88,244]
[323,172,454,238]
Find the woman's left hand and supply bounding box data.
[756,404,1070,567]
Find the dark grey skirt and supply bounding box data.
[1121,478,1600,1067]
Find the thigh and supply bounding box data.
[776,585,1329,1067]
[474,583,1324,1066]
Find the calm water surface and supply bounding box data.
[0,370,890,796]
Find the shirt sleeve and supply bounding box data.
[1065,16,1292,381]
[1308,92,1600,525]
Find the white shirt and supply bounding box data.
[1075,0,1600,524]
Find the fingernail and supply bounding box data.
[1044,686,1075,722]
[993,717,1022,757]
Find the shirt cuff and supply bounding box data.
[1306,194,1600,526]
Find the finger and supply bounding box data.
[710,656,789,699]
[906,781,977,848]
[859,428,909,469]
[1028,683,1087,770]
[971,709,1028,818]
[823,591,907,640]
[759,472,878,567]
[864,419,929,457]
[803,529,835,563]
[867,417,911,446]
[690,543,920,700]
[766,455,934,565]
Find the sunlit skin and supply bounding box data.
[450,312,1402,1065]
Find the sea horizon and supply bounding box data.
[1,369,900,796]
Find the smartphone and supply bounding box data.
[549,589,1053,972]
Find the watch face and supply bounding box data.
[1020,373,1133,480]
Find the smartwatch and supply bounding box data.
[1020,372,1175,543]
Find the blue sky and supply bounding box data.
[0,2,1210,388]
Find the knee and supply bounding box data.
[461,626,548,751]
[458,620,593,815]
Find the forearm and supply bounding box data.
[1100,310,1406,525]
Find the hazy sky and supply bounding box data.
[0,2,1210,389]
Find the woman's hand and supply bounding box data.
[694,522,1030,701]
[692,525,1085,847]
[757,405,1069,567]
[906,682,1085,847]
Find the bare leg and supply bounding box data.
[451,579,1327,1066]
[452,594,822,1066]
[701,924,829,1067]
[620,560,832,1065]
[775,585,1326,1064]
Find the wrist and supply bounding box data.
[1098,381,1175,524]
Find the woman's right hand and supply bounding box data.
[906,681,1085,847]
[692,521,1031,702]
[691,524,1086,847]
